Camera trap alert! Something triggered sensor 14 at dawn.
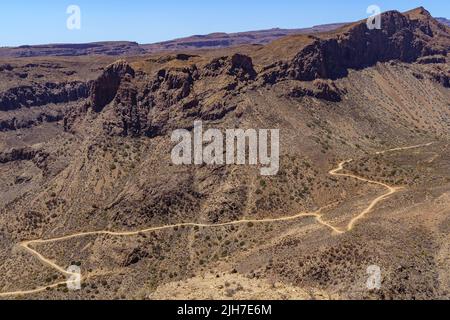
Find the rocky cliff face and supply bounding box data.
[88,60,136,112]
[2,9,448,136]
[263,8,449,82]
[0,110,64,132]
[80,54,254,137]
[0,8,449,301]
[61,9,450,137]
[0,146,50,172]
[204,54,257,80]
[0,81,89,111]
[288,80,347,102]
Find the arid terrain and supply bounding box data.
[1,16,448,58]
[0,7,449,300]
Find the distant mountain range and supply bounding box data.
[0,16,449,58]
[141,23,346,53]
[436,17,450,26]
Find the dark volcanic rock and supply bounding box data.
[417,55,447,64]
[0,81,89,111]
[123,248,149,267]
[104,65,199,137]
[64,60,136,132]
[0,148,36,163]
[0,147,48,164]
[288,80,345,102]
[100,55,244,137]
[0,64,14,72]
[229,54,257,80]
[111,75,142,136]
[0,110,64,132]
[204,54,257,80]
[264,9,450,83]
[88,60,135,112]
[429,69,450,87]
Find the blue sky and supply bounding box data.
[0,0,448,46]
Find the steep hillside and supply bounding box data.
[0,7,449,300]
[0,12,447,58]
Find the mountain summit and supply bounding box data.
[258,7,449,82]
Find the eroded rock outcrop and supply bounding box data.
[110,74,142,136]
[64,61,136,132]
[0,148,37,163]
[428,69,450,87]
[288,80,346,102]
[0,64,13,72]
[101,55,246,137]
[122,248,149,267]
[88,60,135,112]
[417,55,447,64]
[0,111,64,132]
[0,81,89,111]
[103,65,200,137]
[263,8,450,83]
[204,54,257,80]
[0,147,49,167]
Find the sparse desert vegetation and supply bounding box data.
[0,7,449,300]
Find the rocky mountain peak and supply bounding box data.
[262,9,449,83]
[405,6,433,19]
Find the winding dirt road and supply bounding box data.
[0,142,433,298]
[328,160,402,232]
